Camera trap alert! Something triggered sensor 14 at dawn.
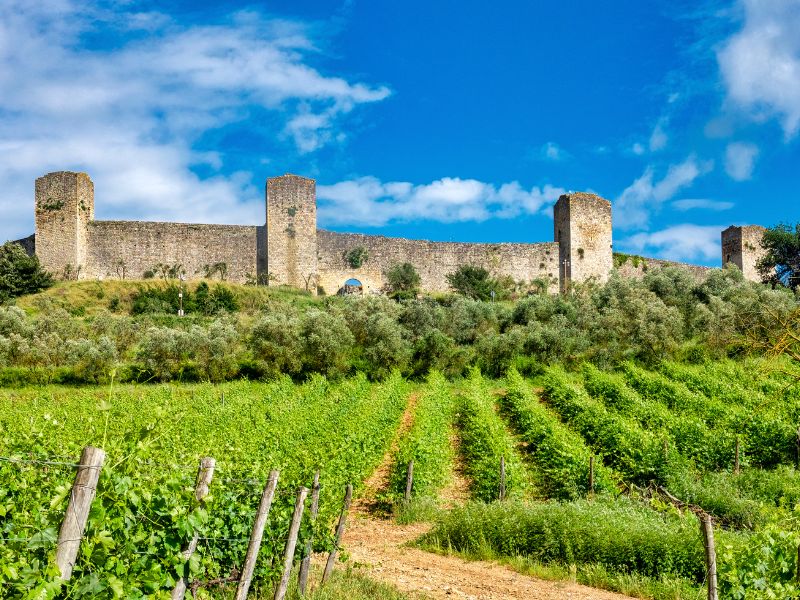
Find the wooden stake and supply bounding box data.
[589,454,595,498]
[734,436,740,475]
[322,484,353,584]
[499,456,506,501]
[404,460,414,502]
[55,446,106,581]
[172,457,216,600]
[273,486,309,600]
[235,470,279,600]
[298,471,321,595]
[700,513,718,600]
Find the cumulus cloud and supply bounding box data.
[614,156,714,229]
[717,0,800,137]
[724,141,759,181]
[621,224,723,264]
[317,177,566,227]
[0,0,390,240]
[672,198,734,211]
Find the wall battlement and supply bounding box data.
[22,171,766,294]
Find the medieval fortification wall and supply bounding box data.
[17,170,766,295]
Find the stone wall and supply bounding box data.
[554,192,613,292]
[85,221,260,283]
[266,175,317,289]
[614,255,713,281]
[34,172,94,279]
[316,229,559,295]
[11,234,35,256]
[721,225,767,282]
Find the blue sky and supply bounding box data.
[1,0,798,266]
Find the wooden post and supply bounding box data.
[235,470,279,600]
[273,486,309,600]
[172,457,216,600]
[298,471,321,595]
[499,456,506,501]
[55,446,106,581]
[700,513,718,600]
[796,543,800,585]
[404,460,414,502]
[795,428,800,470]
[322,484,353,584]
[589,455,595,498]
[734,436,740,475]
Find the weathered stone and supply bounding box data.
[721,225,767,283]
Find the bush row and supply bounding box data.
[500,368,616,500]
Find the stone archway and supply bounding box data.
[340,278,364,295]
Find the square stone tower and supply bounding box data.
[553,192,613,292]
[721,225,767,282]
[266,174,318,290]
[34,171,94,279]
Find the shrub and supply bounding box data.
[299,309,354,378]
[0,242,53,303]
[248,314,303,377]
[65,336,118,382]
[446,265,497,301]
[385,262,421,300]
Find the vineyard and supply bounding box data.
[2,357,800,599]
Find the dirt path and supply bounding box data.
[340,391,635,600]
[438,429,470,508]
[342,517,634,600]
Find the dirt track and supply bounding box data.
[337,391,634,600]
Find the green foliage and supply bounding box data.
[0,242,54,303]
[384,262,421,300]
[501,368,615,500]
[344,246,369,269]
[0,374,410,595]
[457,370,531,502]
[131,282,239,316]
[446,265,498,301]
[389,372,456,501]
[421,498,711,582]
[757,222,800,289]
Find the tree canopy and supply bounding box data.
[0,242,53,303]
[758,223,800,290]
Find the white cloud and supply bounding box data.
[631,143,646,156]
[672,198,734,211]
[717,0,800,137]
[649,121,668,151]
[622,224,723,263]
[317,177,565,227]
[614,156,714,229]
[724,141,759,181]
[0,1,390,240]
[541,142,568,161]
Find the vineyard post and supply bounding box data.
[274,486,309,600]
[55,446,106,581]
[700,513,718,600]
[795,428,800,469]
[172,457,216,600]
[499,456,506,501]
[235,470,279,600]
[404,460,414,502]
[322,484,353,584]
[298,471,321,595]
[589,455,595,499]
[734,436,740,475]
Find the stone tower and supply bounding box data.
[34,171,94,280]
[553,192,613,292]
[721,225,767,283]
[265,174,318,290]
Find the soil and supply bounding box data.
[337,391,635,600]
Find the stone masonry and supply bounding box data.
[20,170,767,293]
[721,225,768,282]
